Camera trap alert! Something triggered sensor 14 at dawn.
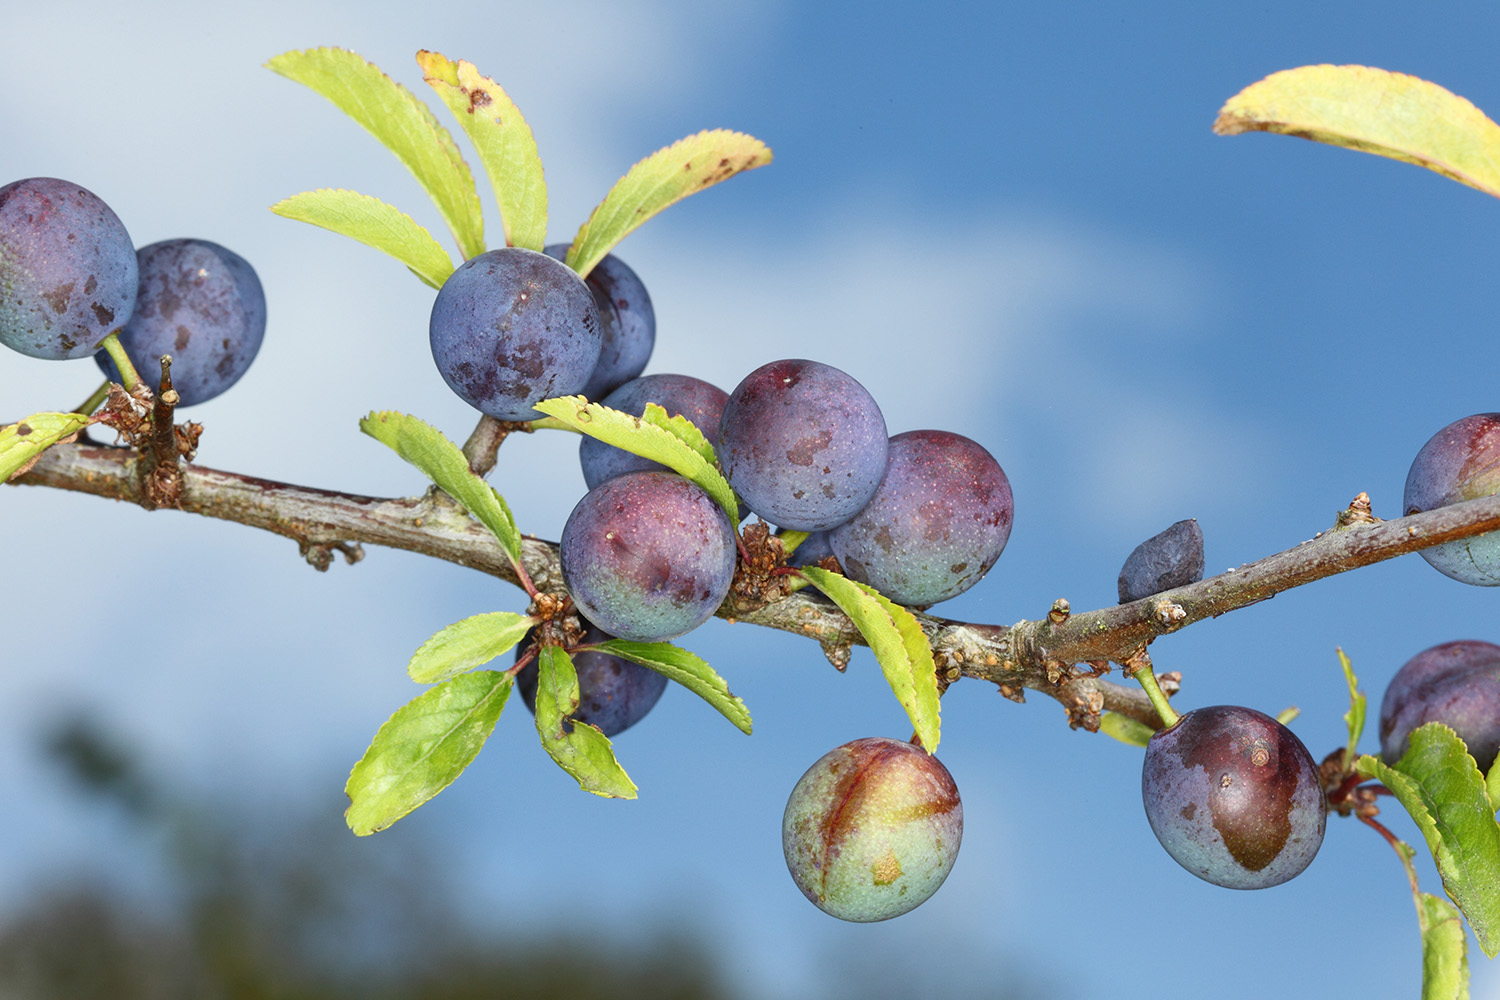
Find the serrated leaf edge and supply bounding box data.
[797,566,941,751]
[531,396,737,522]
[591,639,751,734]
[407,611,538,684]
[344,671,511,835]
[267,46,486,258]
[566,129,771,278]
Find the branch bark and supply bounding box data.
[15,438,1500,732]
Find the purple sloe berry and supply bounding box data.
[429,247,601,421]
[829,430,1013,606]
[94,239,266,405]
[1142,705,1326,889]
[1404,413,1500,585]
[560,471,736,642]
[1118,519,1204,603]
[580,373,730,490]
[1380,639,1500,772]
[514,622,667,738]
[544,244,655,401]
[719,359,888,531]
[0,177,137,360]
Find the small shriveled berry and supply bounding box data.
[1118,519,1204,603]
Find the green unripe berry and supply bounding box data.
[781,737,963,922]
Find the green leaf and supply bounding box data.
[1417,890,1471,1000]
[797,567,941,751]
[592,639,752,734]
[359,411,523,568]
[534,646,638,798]
[267,47,485,259]
[641,402,717,467]
[778,530,812,556]
[565,129,772,279]
[1382,833,1472,1000]
[1340,647,1367,773]
[1214,65,1500,201]
[270,189,455,289]
[1,412,89,483]
[408,611,537,684]
[530,396,738,522]
[416,50,547,253]
[1099,712,1154,748]
[345,670,511,835]
[1488,757,1500,813]
[1358,725,1500,956]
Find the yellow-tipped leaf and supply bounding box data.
[1215,65,1500,200]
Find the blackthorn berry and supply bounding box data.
[1118,519,1204,603]
[1380,639,1500,772]
[544,244,655,401]
[719,359,887,531]
[1404,413,1500,585]
[1142,705,1326,889]
[429,247,601,420]
[829,430,1012,606]
[95,239,266,405]
[515,621,667,738]
[782,737,963,922]
[0,177,137,360]
[560,471,736,642]
[579,373,730,490]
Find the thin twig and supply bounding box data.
[13,439,1500,730]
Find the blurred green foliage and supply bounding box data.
[0,715,729,1000]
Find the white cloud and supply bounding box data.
[631,197,1264,529]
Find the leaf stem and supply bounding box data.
[512,555,540,600]
[1361,813,1421,894]
[527,416,577,434]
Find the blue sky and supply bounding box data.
[4,2,1500,996]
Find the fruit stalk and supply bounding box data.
[98,332,142,392]
[1133,660,1180,728]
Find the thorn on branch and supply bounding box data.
[142,355,186,509]
[1062,683,1105,731]
[1334,491,1381,529]
[300,540,364,571]
[1153,599,1187,630]
[821,641,851,671]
